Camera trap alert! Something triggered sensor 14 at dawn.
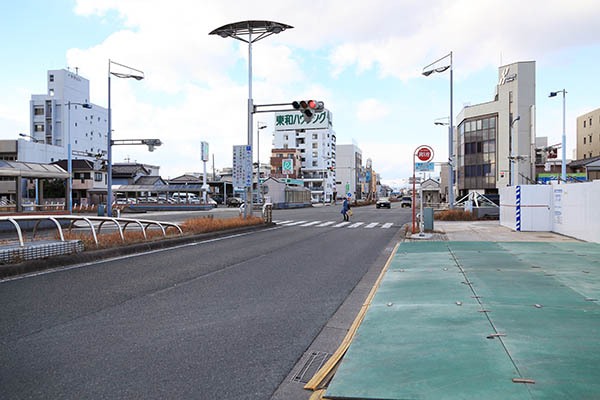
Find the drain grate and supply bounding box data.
[292,351,331,384]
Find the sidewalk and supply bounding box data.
[314,221,599,399]
[434,220,580,242]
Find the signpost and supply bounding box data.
[201,141,209,203]
[233,145,253,217]
[413,145,434,234]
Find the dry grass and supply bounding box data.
[434,209,477,221]
[58,215,264,250]
[180,215,263,235]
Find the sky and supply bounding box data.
[1,0,600,188]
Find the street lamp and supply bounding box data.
[19,133,43,143]
[423,52,454,209]
[256,121,267,203]
[510,116,521,186]
[549,90,567,182]
[210,20,293,217]
[107,59,144,217]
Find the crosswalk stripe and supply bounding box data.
[317,221,335,227]
[277,220,293,225]
[333,221,351,228]
[382,222,393,229]
[300,221,321,227]
[348,222,364,228]
[285,220,308,226]
[365,222,379,228]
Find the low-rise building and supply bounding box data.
[576,107,600,160]
[270,149,302,178]
[53,159,107,206]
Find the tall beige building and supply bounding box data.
[577,108,600,160]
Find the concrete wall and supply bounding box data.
[500,181,600,243]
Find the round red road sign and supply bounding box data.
[416,145,434,162]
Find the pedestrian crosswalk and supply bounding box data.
[273,220,394,229]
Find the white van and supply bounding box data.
[171,193,200,203]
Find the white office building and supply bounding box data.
[26,69,107,163]
[336,144,362,200]
[455,61,536,197]
[272,110,336,202]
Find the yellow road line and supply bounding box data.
[304,241,401,391]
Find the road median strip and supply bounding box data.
[0,221,274,279]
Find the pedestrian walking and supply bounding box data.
[341,197,351,221]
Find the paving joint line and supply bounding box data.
[446,244,534,396]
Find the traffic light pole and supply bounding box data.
[246,31,253,219]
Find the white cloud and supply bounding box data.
[356,99,390,122]
[4,0,598,181]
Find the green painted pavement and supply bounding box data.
[325,241,600,400]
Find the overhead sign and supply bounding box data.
[233,145,253,189]
[201,141,209,162]
[275,110,331,131]
[281,158,294,175]
[415,162,434,172]
[416,145,434,162]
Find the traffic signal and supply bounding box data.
[292,100,324,123]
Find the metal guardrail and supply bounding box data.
[1,215,183,247]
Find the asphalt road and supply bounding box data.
[0,203,411,399]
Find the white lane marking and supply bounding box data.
[348,222,364,228]
[382,223,393,229]
[333,221,351,228]
[317,221,335,227]
[277,220,293,225]
[365,222,379,229]
[272,220,282,223]
[0,226,284,283]
[285,220,308,226]
[300,221,321,227]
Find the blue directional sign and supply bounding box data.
[415,162,434,172]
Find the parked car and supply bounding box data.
[227,197,244,207]
[212,195,224,205]
[399,196,413,208]
[376,197,391,209]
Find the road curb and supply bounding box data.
[0,223,275,279]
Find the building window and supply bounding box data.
[75,122,77,127]
[284,135,288,140]
[34,124,44,132]
[49,74,54,82]
[312,151,318,157]
[584,137,586,144]
[590,118,592,126]
[312,134,318,139]
[34,107,44,116]
[590,135,593,143]
[49,89,54,96]
[312,143,318,149]
[94,172,102,182]
[312,161,317,167]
